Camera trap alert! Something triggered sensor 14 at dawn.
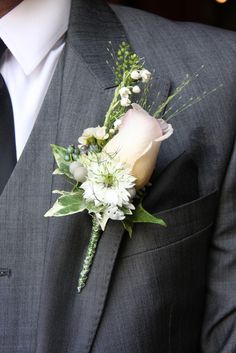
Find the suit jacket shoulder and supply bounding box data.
[111,4,236,153]
[111,4,236,56]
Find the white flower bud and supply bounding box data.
[120,97,131,107]
[132,85,141,94]
[131,70,141,80]
[119,87,131,98]
[69,161,83,175]
[73,166,87,183]
[140,69,152,83]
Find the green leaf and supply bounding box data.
[52,190,73,196]
[52,168,64,176]
[122,220,134,237]
[128,203,167,227]
[51,144,73,179]
[44,190,102,218]
[97,214,109,231]
[121,206,134,216]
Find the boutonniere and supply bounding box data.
[45,42,221,292]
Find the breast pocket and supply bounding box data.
[120,189,219,258]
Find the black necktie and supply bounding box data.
[0,39,17,195]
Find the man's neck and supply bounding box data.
[0,0,23,18]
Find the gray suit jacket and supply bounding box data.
[1,1,236,352]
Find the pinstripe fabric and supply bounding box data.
[0,1,236,352]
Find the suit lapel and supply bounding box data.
[67,0,127,89]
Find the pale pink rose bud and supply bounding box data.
[104,104,173,189]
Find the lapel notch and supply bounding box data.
[67,0,127,90]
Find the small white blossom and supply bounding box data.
[105,206,125,221]
[97,206,126,230]
[119,87,131,98]
[93,126,109,140]
[78,128,94,145]
[120,97,131,107]
[131,70,141,80]
[140,69,152,83]
[132,85,141,94]
[78,126,109,145]
[114,119,122,129]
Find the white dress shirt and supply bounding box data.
[0,0,71,160]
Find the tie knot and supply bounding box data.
[0,39,7,59]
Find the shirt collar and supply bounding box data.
[0,0,71,75]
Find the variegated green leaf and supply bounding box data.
[128,203,167,227]
[44,190,102,218]
[53,168,64,176]
[122,220,133,237]
[51,144,73,179]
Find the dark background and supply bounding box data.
[109,0,236,31]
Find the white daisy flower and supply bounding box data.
[80,155,136,209]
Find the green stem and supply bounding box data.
[104,86,121,127]
[77,217,102,293]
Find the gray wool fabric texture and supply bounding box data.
[0,0,236,352]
